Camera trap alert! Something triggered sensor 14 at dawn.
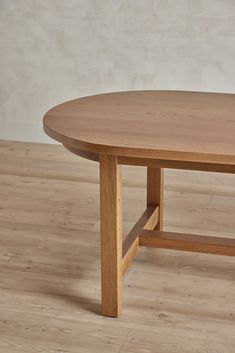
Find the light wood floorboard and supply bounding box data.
[0,140,235,353]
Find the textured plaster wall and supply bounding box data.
[0,0,235,142]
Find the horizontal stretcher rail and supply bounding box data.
[139,230,235,256]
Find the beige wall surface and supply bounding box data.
[0,1,235,142]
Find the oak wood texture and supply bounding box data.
[139,230,235,256]
[43,90,235,317]
[122,206,159,257]
[147,167,163,230]
[44,90,235,168]
[122,206,159,276]
[63,146,235,174]
[1,141,235,352]
[143,206,160,231]
[100,154,122,317]
[122,237,139,277]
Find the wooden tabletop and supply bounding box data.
[43,91,235,166]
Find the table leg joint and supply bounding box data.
[122,206,159,276]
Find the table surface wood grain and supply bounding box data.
[43,90,235,165]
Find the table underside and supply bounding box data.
[65,145,235,174]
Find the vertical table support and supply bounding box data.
[99,154,122,317]
[147,167,164,230]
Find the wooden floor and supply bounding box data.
[0,140,235,353]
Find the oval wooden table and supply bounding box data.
[43,90,235,317]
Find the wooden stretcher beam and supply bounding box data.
[139,230,235,256]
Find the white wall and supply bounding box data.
[0,0,235,143]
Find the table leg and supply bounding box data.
[147,167,164,230]
[99,154,122,317]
